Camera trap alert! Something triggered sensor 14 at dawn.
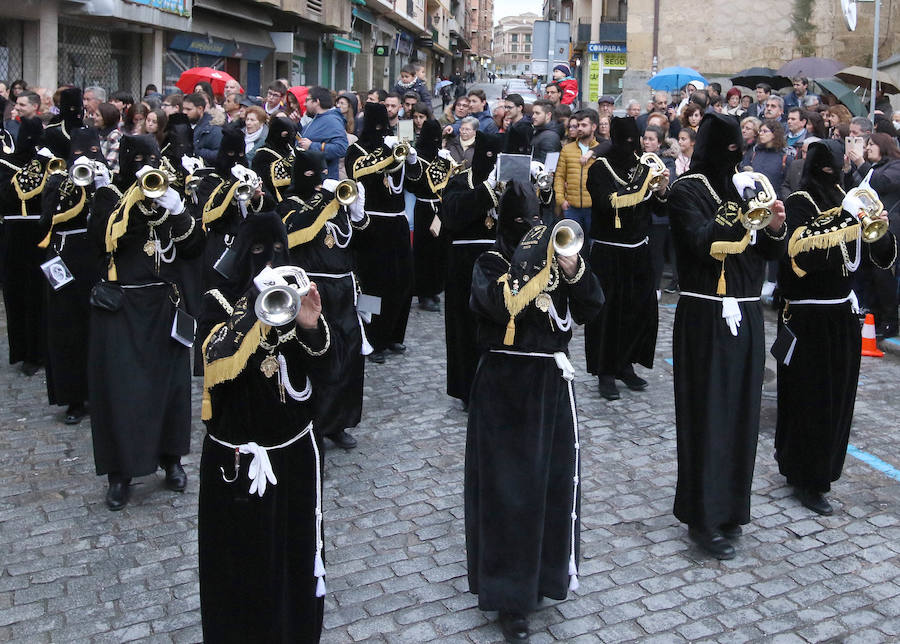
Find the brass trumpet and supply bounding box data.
[640,152,666,191]
[231,165,261,203]
[844,185,889,243]
[254,266,312,327]
[552,218,584,257]
[139,169,169,199]
[392,141,410,164]
[47,157,67,175]
[738,172,776,231]
[70,159,96,187]
[334,180,358,206]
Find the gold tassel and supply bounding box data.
[717,260,727,295]
[286,200,340,248]
[791,257,807,278]
[107,258,117,282]
[503,318,516,345]
[614,210,622,229]
[38,186,87,248]
[710,229,752,259]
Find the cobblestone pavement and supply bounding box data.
[1,292,900,643]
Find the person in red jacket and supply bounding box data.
[553,65,579,106]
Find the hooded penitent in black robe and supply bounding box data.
[668,113,787,533]
[406,119,449,298]
[38,127,104,407]
[776,140,897,494]
[344,103,412,352]
[440,132,501,404]
[465,180,604,612]
[278,149,369,441]
[88,135,205,478]
[251,116,296,202]
[2,117,49,366]
[584,117,659,378]
[198,211,339,644]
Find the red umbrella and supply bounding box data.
[176,67,242,95]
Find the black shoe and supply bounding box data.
[796,488,833,516]
[327,431,358,449]
[688,527,736,560]
[616,367,648,391]
[598,375,620,401]
[368,351,386,364]
[64,403,87,425]
[163,462,187,492]
[720,523,742,539]
[105,480,131,511]
[388,343,407,353]
[498,611,529,642]
[20,362,40,377]
[663,280,679,294]
[420,298,440,312]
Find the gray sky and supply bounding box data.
[493,0,543,25]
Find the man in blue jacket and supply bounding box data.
[298,86,349,180]
[182,93,222,165]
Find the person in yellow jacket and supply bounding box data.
[553,109,601,232]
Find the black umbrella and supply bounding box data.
[730,67,791,90]
[778,57,844,79]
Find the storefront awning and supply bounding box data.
[331,36,362,54]
[352,6,377,25]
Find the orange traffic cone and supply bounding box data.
[861,314,884,357]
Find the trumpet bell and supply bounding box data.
[846,186,888,243]
[235,182,254,202]
[335,179,358,205]
[140,169,169,199]
[255,286,301,327]
[552,218,584,257]
[739,172,777,231]
[860,215,889,243]
[392,142,410,164]
[47,157,67,175]
[70,161,95,187]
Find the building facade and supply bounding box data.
[465,0,493,79]
[492,13,538,78]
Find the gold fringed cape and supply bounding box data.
[283,193,340,248]
[201,179,242,228]
[13,160,50,217]
[496,225,558,345]
[596,157,653,229]
[350,143,395,179]
[786,195,858,278]
[103,184,144,280]
[38,181,87,248]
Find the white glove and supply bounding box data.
[37,147,54,159]
[732,172,757,199]
[485,166,498,190]
[154,187,185,215]
[383,135,399,149]
[437,149,453,161]
[721,297,742,337]
[231,164,259,184]
[322,179,339,193]
[93,163,111,188]
[349,181,366,222]
[253,265,287,292]
[406,147,418,164]
[135,165,155,180]
[181,154,204,175]
[530,161,545,179]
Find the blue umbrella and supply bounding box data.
[647,66,708,91]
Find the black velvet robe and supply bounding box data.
[345,143,412,352]
[668,174,787,532]
[440,171,498,403]
[39,175,101,406]
[405,159,448,298]
[87,185,204,477]
[1,159,47,365]
[279,191,369,439]
[199,290,340,644]
[584,158,659,376]
[776,192,897,493]
[465,249,603,612]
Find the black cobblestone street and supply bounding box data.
[2,292,900,642]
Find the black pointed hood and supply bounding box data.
[290,149,328,199]
[690,112,744,198]
[801,139,844,207]
[359,103,389,148]
[496,178,541,258]
[222,210,291,297]
[265,117,297,156]
[116,134,160,190]
[504,120,534,155]
[471,131,502,183]
[58,87,85,127]
[163,113,194,160]
[69,127,106,165]
[215,124,247,174]
[608,116,641,172]
[416,119,442,162]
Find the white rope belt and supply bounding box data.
[121,281,167,289]
[306,271,354,279]
[3,215,40,220]
[452,239,494,245]
[592,236,649,249]
[366,210,406,217]
[416,197,441,204]
[488,347,581,589]
[787,292,859,313]
[207,421,327,597]
[680,291,760,337]
[54,227,88,237]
